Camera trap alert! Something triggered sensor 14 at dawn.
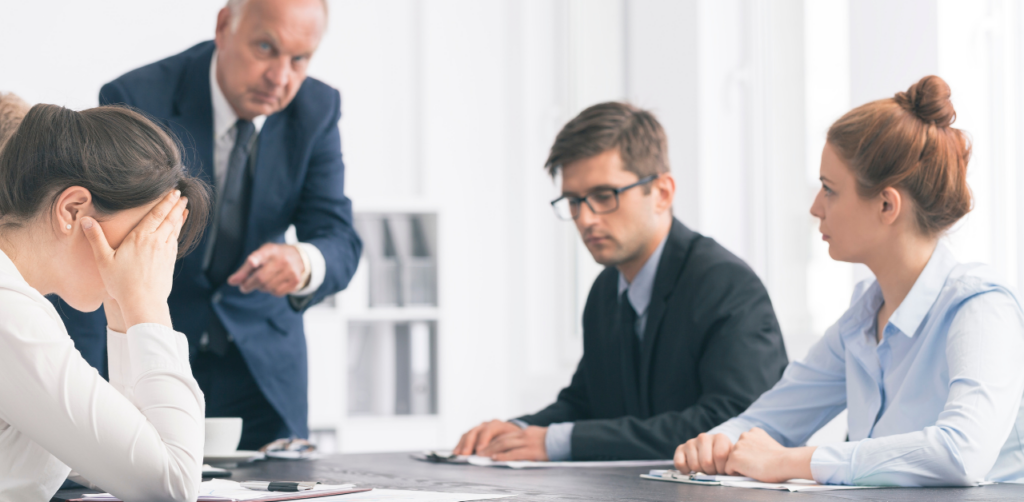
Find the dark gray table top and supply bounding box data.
[217,452,1024,502]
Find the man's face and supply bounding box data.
[214,0,326,120]
[560,149,660,267]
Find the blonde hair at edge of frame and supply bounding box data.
[0,93,30,152]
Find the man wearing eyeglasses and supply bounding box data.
[453,102,789,461]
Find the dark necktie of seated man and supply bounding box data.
[204,119,256,356]
[619,290,640,383]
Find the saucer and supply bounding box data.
[203,450,264,463]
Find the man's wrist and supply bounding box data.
[293,244,312,290]
[544,422,574,461]
[290,242,325,297]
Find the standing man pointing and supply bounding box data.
[53,0,362,450]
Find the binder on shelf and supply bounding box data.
[346,212,439,418]
[355,213,437,308]
[347,320,437,417]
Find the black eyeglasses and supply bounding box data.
[550,174,658,220]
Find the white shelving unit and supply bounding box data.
[305,205,442,453]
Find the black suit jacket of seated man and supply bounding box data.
[516,217,788,460]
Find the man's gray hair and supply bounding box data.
[225,0,329,32]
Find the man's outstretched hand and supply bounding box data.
[228,243,308,296]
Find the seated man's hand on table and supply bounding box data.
[453,419,549,461]
[673,428,815,483]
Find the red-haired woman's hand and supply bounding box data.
[724,427,816,483]
[674,433,733,475]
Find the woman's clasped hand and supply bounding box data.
[674,429,815,483]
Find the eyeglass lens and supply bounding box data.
[553,189,619,220]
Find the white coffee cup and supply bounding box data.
[204,417,243,456]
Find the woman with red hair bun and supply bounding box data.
[673,75,1024,487]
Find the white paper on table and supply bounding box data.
[300,489,513,502]
[198,479,359,500]
[721,479,881,492]
[81,479,358,501]
[468,457,674,469]
[641,470,881,492]
[413,451,672,469]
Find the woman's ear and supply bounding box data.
[878,186,903,226]
[54,186,94,234]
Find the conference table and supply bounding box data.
[186,452,1024,501]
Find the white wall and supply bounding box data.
[849,0,939,106]
[0,1,222,110]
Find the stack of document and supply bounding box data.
[76,479,366,501]
[641,470,880,492]
[72,480,512,502]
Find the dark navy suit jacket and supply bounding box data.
[517,219,788,459]
[59,41,362,438]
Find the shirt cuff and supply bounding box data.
[290,242,326,297]
[106,328,129,395]
[545,422,574,461]
[810,440,859,485]
[109,324,191,394]
[509,419,528,430]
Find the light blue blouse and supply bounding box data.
[710,243,1024,486]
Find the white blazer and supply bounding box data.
[0,248,204,502]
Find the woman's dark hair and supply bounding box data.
[0,104,210,258]
[827,75,972,235]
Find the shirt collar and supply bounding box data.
[210,50,267,140]
[839,242,960,340]
[0,247,22,282]
[886,242,959,338]
[617,233,669,317]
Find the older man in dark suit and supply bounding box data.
[454,102,789,461]
[52,0,362,450]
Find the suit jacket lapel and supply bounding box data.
[637,219,698,414]
[169,46,215,187]
[247,111,293,252]
[168,45,216,289]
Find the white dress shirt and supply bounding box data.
[0,248,205,501]
[710,243,1024,486]
[209,52,326,296]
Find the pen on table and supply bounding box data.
[241,481,319,492]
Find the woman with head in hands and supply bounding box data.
[0,104,210,501]
[674,75,1024,486]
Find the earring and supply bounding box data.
[66,224,72,230]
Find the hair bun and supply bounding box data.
[894,75,956,127]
